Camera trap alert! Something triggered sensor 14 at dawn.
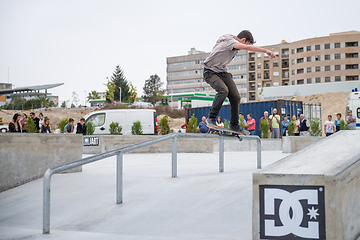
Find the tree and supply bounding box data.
[72,92,79,106]
[129,82,137,103]
[109,65,130,103]
[10,94,25,104]
[36,96,51,108]
[104,79,116,102]
[142,74,164,106]
[61,101,66,108]
[87,91,100,101]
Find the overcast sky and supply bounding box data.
[1,0,359,105]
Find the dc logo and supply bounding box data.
[259,185,326,239]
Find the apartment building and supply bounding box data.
[166,48,248,107]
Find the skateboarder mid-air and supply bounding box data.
[203,30,276,135]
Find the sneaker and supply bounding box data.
[206,117,217,126]
[230,125,250,135]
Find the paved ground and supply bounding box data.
[0,151,290,240]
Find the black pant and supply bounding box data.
[203,70,240,126]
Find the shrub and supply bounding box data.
[58,118,69,133]
[340,119,350,130]
[224,119,230,129]
[158,116,170,135]
[25,116,38,133]
[187,114,198,133]
[86,121,95,135]
[260,119,270,138]
[131,121,143,135]
[238,116,245,129]
[309,118,322,136]
[0,117,3,125]
[287,121,296,136]
[109,121,122,135]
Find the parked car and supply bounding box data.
[128,102,154,108]
[0,124,9,133]
[83,109,158,135]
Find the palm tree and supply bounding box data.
[87,91,100,101]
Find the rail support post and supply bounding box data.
[43,169,51,234]
[219,136,224,172]
[116,152,123,204]
[172,136,177,178]
[256,138,262,169]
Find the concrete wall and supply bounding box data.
[0,133,82,192]
[252,131,360,240]
[213,138,282,152]
[282,136,324,153]
[83,135,213,154]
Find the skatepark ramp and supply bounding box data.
[253,130,360,240]
[43,133,261,234]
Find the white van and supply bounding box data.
[84,109,158,135]
[346,89,360,130]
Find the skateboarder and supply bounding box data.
[203,30,276,134]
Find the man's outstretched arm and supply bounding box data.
[233,42,276,59]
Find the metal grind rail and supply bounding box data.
[43,133,261,234]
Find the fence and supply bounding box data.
[43,133,261,234]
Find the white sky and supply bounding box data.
[0,0,359,105]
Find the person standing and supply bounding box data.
[269,108,280,138]
[259,111,272,136]
[334,113,342,132]
[346,110,357,130]
[64,118,75,134]
[41,117,51,133]
[324,115,335,137]
[30,112,40,132]
[203,30,276,135]
[9,113,21,132]
[292,115,300,136]
[281,115,290,136]
[76,118,87,135]
[20,113,28,133]
[246,113,256,135]
[299,114,310,135]
[39,113,44,129]
[197,116,210,134]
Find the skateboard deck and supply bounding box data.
[206,124,244,141]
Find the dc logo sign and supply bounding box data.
[259,185,326,239]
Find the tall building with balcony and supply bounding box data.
[166,48,248,108]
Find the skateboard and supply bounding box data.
[206,124,244,141]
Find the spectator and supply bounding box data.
[30,112,40,132]
[39,113,44,129]
[292,115,300,136]
[197,116,210,134]
[216,116,224,128]
[281,115,290,136]
[334,113,341,132]
[238,112,246,126]
[181,117,192,133]
[324,115,335,137]
[76,118,87,135]
[20,113,28,133]
[41,117,51,133]
[246,113,256,135]
[64,118,75,134]
[9,113,21,132]
[299,114,310,135]
[346,110,356,130]
[259,111,272,132]
[270,108,280,138]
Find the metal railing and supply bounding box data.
[43,133,261,234]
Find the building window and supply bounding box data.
[184,88,194,92]
[184,79,194,84]
[307,56,311,62]
[335,65,341,70]
[307,78,312,84]
[241,84,246,88]
[172,71,183,76]
[241,74,247,79]
[325,44,330,49]
[292,80,295,85]
[345,42,358,47]
[297,69,304,74]
[173,62,184,67]
[241,55,246,60]
[185,61,195,66]
[228,65,240,70]
[297,79,304,84]
[346,53,358,58]
[335,76,341,82]
[315,66,321,72]
[173,89,183,93]
[233,75,240,79]
[306,46,311,51]
[325,77,331,82]
[195,60,200,64]
[168,72,173,76]
[315,55,320,61]
[273,61,279,67]
[307,67,312,73]
[273,72,279,77]
[334,53,341,59]
[195,88,201,92]
[241,93,247,98]
[173,80,184,84]
[257,63,261,69]
[297,58,304,63]
[292,70,295,75]
[291,49,295,54]
[325,54,330,60]
[184,70,195,75]
[258,73,261,78]
[325,66,330,71]
[241,64,246,69]
[334,43,341,48]
[168,63,173,68]
[292,59,295,65]
[257,53,261,58]
[297,47,304,53]
[315,45,320,50]
[346,76,359,81]
[232,56,240,61]
[346,64,359,69]
[316,77,321,83]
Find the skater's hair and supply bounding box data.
[237,30,255,44]
[337,113,341,117]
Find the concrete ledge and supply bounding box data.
[213,138,282,152]
[252,131,360,240]
[0,133,83,192]
[83,135,213,154]
[282,136,324,153]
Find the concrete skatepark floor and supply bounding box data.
[0,151,290,240]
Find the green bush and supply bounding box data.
[287,121,296,136]
[109,121,122,135]
[340,119,350,130]
[25,116,38,133]
[260,119,270,138]
[86,121,95,135]
[131,120,143,135]
[224,119,230,129]
[187,114,198,133]
[58,118,69,133]
[0,117,3,125]
[238,116,245,129]
[158,116,170,135]
[309,118,322,136]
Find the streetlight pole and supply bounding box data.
[119,87,122,103]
